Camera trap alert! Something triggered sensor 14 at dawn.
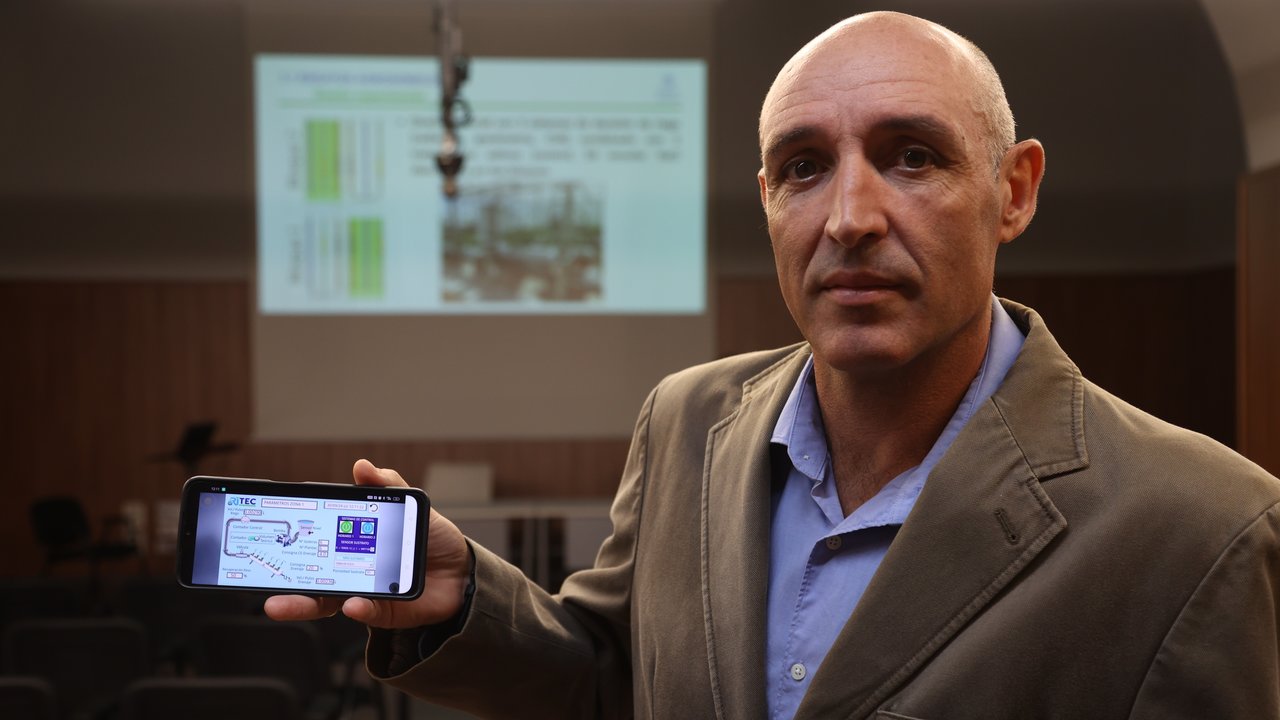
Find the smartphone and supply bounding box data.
[177,476,428,600]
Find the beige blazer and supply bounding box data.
[373,300,1280,719]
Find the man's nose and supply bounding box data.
[823,158,889,247]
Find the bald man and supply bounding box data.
[267,12,1280,719]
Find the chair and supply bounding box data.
[29,497,140,576]
[0,676,57,720]
[110,576,260,672]
[195,616,340,720]
[119,677,300,720]
[2,617,149,720]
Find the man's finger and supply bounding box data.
[352,458,410,488]
[341,596,382,625]
[263,594,342,621]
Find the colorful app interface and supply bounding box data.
[193,491,410,594]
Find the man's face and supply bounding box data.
[758,24,1016,377]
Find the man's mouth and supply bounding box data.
[819,271,901,304]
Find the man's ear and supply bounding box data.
[997,139,1045,244]
[757,168,769,211]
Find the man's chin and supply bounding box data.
[809,338,915,377]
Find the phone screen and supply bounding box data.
[178,477,427,599]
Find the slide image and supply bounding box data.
[442,182,603,303]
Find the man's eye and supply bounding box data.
[785,159,821,181]
[901,148,932,169]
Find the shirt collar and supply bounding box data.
[770,355,825,480]
[770,296,1026,527]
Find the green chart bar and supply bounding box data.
[306,120,341,201]
[349,218,384,298]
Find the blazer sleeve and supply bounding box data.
[1129,501,1280,719]
[365,385,658,720]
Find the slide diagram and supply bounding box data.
[221,517,321,582]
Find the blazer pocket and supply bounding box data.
[876,712,928,720]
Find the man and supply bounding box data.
[268,12,1280,718]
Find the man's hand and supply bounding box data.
[264,459,472,629]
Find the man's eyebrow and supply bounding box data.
[761,114,963,165]
[760,126,820,166]
[873,114,959,143]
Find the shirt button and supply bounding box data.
[825,536,842,551]
[790,663,807,681]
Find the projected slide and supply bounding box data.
[256,56,706,314]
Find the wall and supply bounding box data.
[1200,0,1280,170]
[0,0,1255,575]
[1238,166,1280,475]
[0,270,1236,576]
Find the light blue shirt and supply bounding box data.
[765,297,1025,720]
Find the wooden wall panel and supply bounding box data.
[0,271,1236,576]
[714,270,1236,450]
[1239,166,1280,475]
[0,282,635,576]
[716,276,803,357]
[997,270,1236,448]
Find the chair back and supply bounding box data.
[2,618,149,720]
[30,497,91,551]
[112,578,259,671]
[120,677,301,720]
[195,616,330,699]
[0,676,57,720]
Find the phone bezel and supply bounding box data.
[176,475,428,600]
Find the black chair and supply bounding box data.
[0,676,58,720]
[195,616,340,720]
[119,677,300,720]
[110,577,260,673]
[2,618,150,720]
[29,497,140,576]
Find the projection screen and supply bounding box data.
[252,55,712,440]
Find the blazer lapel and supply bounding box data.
[795,301,1086,719]
[701,348,808,720]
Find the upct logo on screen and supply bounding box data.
[227,497,258,507]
